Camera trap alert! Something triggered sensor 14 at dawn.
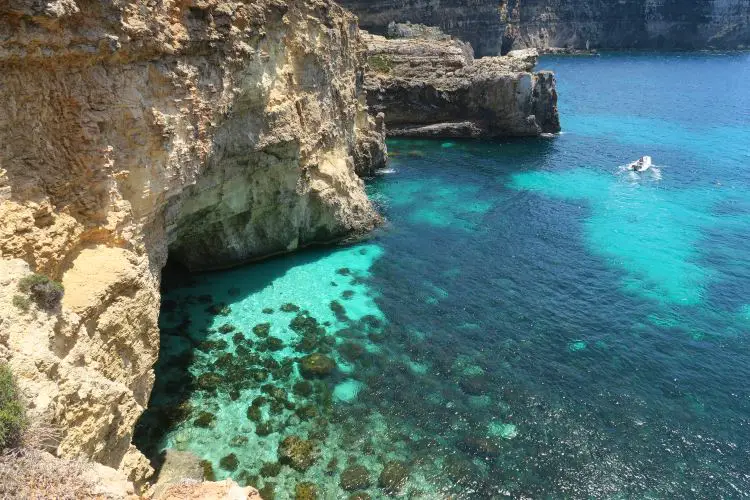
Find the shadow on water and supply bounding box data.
[134,248,350,460]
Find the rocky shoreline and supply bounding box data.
[0,0,559,497]
[0,0,386,492]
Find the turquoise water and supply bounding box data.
[136,53,750,498]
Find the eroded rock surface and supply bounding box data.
[156,479,261,500]
[362,31,560,137]
[0,0,385,483]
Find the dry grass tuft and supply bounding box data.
[0,448,98,499]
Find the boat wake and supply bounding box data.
[617,165,663,182]
[376,167,397,175]
[617,156,663,182]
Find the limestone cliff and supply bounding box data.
[339,0,750,55]
[0,0,385,484]
[362,32,560,137]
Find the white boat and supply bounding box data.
[627,155,652,172]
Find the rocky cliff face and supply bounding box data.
[362,32,560,137]
[339,0,750,55]
[0,0,385,484]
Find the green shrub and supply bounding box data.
[17,274,64,311]
[0,363,26,450]
[368,54,392,74]
[12,295,30,312]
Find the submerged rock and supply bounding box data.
[360,315,382,330]
[206,303,232,316]
[197,339,229,353]
[378,461,409,494]
[219,453,239,471]
[295,336,319,353]
[278,436,318,471]
[281,303,301,313]
[261,384,288,401]
[259,482,276,500]
[269,399,285,415]
[263,358,281,370]
[338,341,365,361]
[247,405,263,422]
[262,307,274,314]
[299,353,336,378]
[326,457,339,475]
[214,352,234,371]
[272,360,294,380]
[251,369,270,382]
[196,372,223,393]
[200,459,216,481]
[290,314,324,336]
[236,471,260,488]
[255,421,273,436]
[253,323,271,338]
[336,268,351,276]
[293,380,314,397]
[264,336,285,351]
[341,290,355,299]
[193,412,216,428]
[340,465,372,491]
[235,345,259,364]
[348,494,372,500]
[260,461,282,477]
[296,404,318,421]
[294,481,319,500]
[218,323,236,334]
[330,300,349,321]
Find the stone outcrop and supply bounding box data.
[362,31,560,137]
[339,0,750,55]
[0,0,385,485]
[156,479,261,500]
[150,449,261,500]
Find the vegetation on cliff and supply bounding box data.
[13,274,64,312]
[0,363,25,450]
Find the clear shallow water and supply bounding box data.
[136,53,750,498]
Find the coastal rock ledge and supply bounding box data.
[0,0,385,487]
[362,29,560,138]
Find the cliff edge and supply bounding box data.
[340,0,750,55]
[362,30,560,138]
[0,0,385,485]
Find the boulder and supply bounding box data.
[299,354,336,378]
[278,436,318,471]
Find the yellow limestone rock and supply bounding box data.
[0,0,386,486]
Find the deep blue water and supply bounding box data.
[137,53,750,498]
